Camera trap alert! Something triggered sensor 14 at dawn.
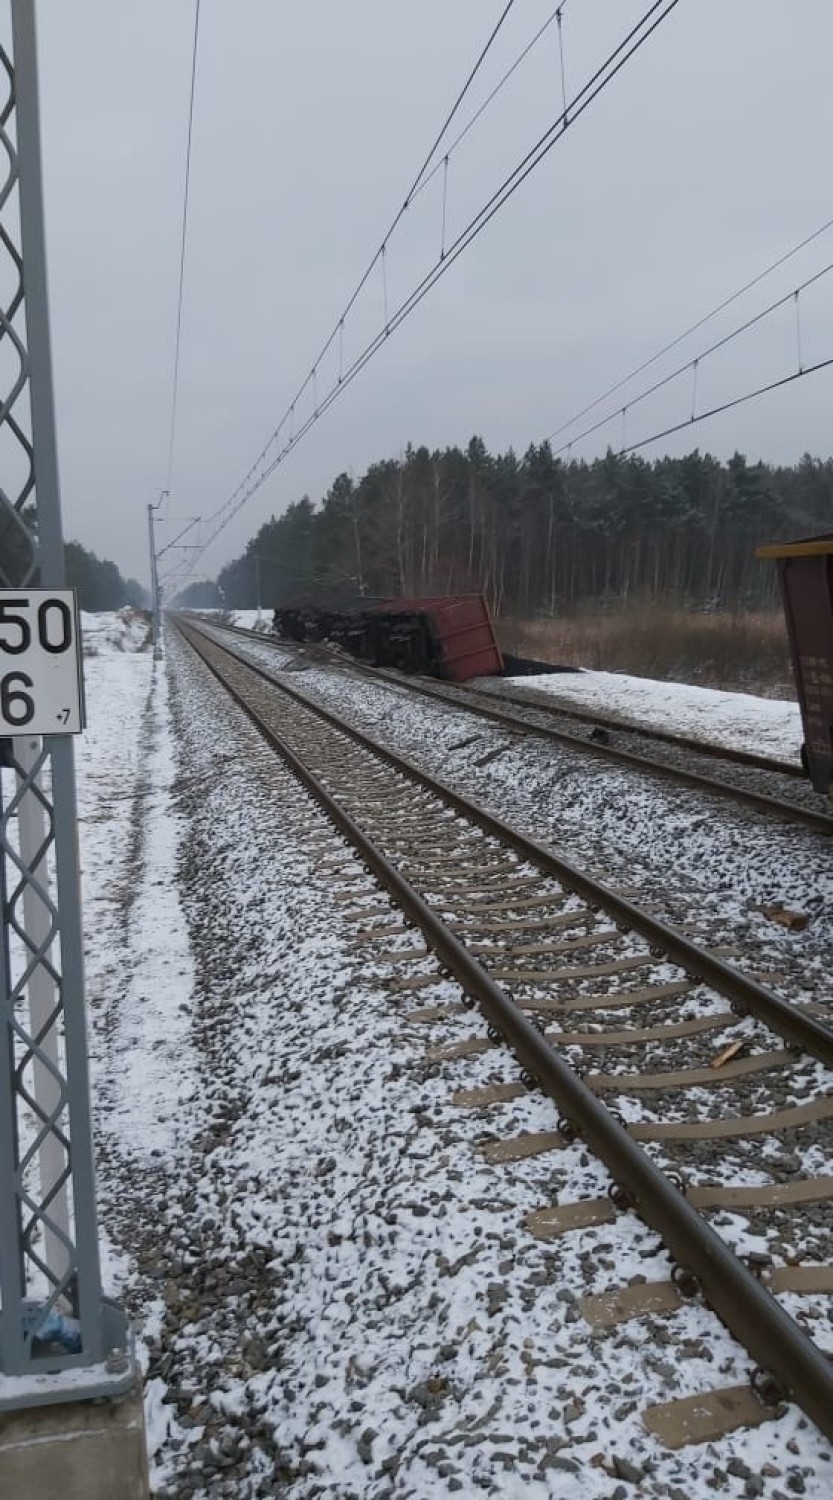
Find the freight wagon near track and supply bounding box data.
[203,618,831,837]
[176,616,833,1448]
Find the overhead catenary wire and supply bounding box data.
[164,0,681,591]
[407,3,565,215]
[162,0,529,584]
[557,6,569,121]
[238,0,523,473]
[547,210,833,445]
[551,258,833,457]
[168,0,678,585]
[265,4,568,442]
[261,3,681,451]
[164,0,202,502]
[616,355,833,458]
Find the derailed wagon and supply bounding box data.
[273,593,503,684]
[757,532,833,796]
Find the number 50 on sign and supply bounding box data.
[0,590,85,734]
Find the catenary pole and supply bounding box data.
[0,0,131,1407]
[147,500,163,658]
[13,732,71,1283]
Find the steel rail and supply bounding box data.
[215,618,794,769]
[205,618,802,775]
[203,619,826,833]
[178,617,833,1065]
[433,677,802,778]
[177,616,833,1443]
[367,667,830,834]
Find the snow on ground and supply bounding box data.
[80,605,152,654]
[228,610,271,632]
[498,669,803,766]
[54,614,833,1496]
[74,622,197,1348]
[78,650,197,1163]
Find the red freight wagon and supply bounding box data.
[757,532,833,796]
[370,594,503,683]
[273,593,503,683]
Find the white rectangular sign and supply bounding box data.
[0,590,85,735]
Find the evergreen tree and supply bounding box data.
[209,443,833,617]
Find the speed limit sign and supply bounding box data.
[0,590,85,734]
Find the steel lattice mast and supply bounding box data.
[0,0,130,1407]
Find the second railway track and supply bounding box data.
[176,613,833,1447]
[207,616,831,836]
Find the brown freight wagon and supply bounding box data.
[370,594,503,683]
[757,533,833,795]
[273,592,504,683]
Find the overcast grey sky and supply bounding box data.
[24,1,833,581]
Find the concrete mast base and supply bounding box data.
[0,1382,150,1500]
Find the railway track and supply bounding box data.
[199,616,832,837]
[463,674,803,777]
[176,614,833,1448]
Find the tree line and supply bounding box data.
[181,442,833,616]
[1,512,148,611]
[63,542,147,611]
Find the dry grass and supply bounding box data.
[497,606,795,697]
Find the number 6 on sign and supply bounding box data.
[0,590,85,734]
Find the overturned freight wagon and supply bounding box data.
[757,532,833,796]
[366,595,503,682]
[273,594,503,683]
